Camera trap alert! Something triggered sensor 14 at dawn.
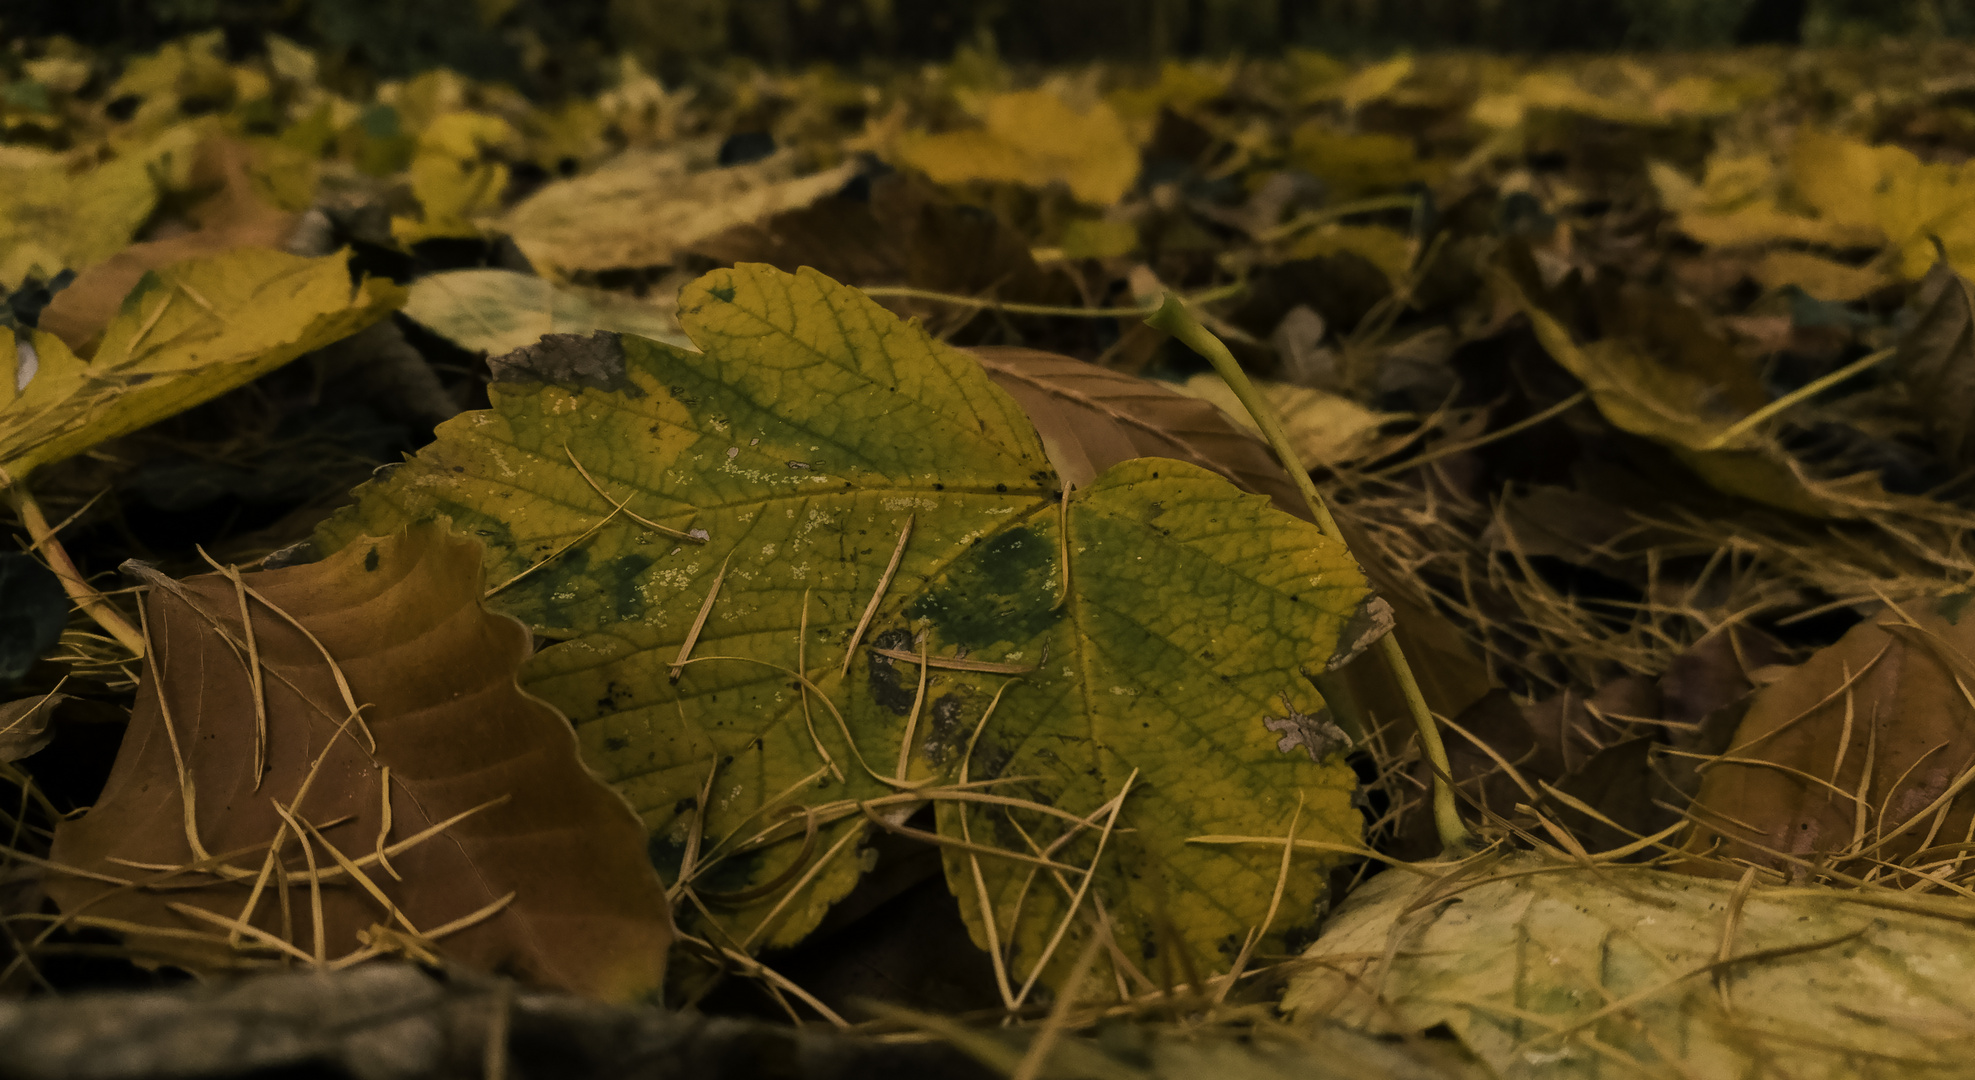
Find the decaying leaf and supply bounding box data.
[499,145,857,276]
[1286,850,1975,1079]
[689,173,1078,337]
[402,268,694,355]
[1685,591,1975,885]
[45,523,672,1000]
[312,265,1379,991]
[894,89,1140,206]
[1896,257,1975,470]
[0,692,62,762]
[0,247,403,484]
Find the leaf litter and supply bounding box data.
[9,26,1975,1079]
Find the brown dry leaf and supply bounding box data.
[967,345,1491,726]
[37,136,300,353]
[1896,257,1975,470]
[1684,592,1975,886]
[45,523,671,1000]
[0,692,62,762]
[691,174,1076,335]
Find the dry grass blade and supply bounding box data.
[670,553,732,681]
[869,646,1035,674]
[841,515,912,676]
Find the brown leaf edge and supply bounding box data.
[43,522,672,1001]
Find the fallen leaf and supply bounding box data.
[1685,592,1975,884]
[1286,850,1975,1079]
[45,523,672,1000]
[391,111,518,244]
[1287,125,1437,201]
[0,125,202,290]
[688,173,1077,336]
[313,265,1379,992]
[0,247,404,484]
[499,145,857,276]
[966,346,1487,732]
[401,268,694,355]
[1895,257,1975,469]
[1499,270,1832,517]
[36,136,300,352]
[0,692,62,762]
[894,89,1140,206]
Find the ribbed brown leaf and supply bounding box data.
[46,523,671,1000]
[1686,593,1975,881]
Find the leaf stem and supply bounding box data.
[858,281,1247,318]
[1145,294,1472,855]
[4,482,146,657]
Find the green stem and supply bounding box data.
[1146,294,1472,855]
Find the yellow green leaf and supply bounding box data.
[0,125,206,289]
[313,265,1377,988]
[894,89,1140,206]
[402,268,694,354]
[392,111,518,243]
[499,146,858,276]
[0,248,404,484]
[1287,850,1975,1080]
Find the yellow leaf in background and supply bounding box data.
[401,268,695,354]
[0,248,403,484]
[392,111,518,243]
[1336,55,1414,111]
[500,145,857,276]
[1698,150,1779,211]
[1788,129,1893,230]
[1107,60,1233,140]
[0,125,206,289]
[1657,148,1882,250]
[1177,373,1388,464]
[1756,250,1889,300]
[1501,271,1833,517]
[1286,223,1413,283]
[1288,124,1437,199]
[1471,70,1661,130]
[1057,218,1139,260]
[107,31,238,135]
[894,89,1139,205]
